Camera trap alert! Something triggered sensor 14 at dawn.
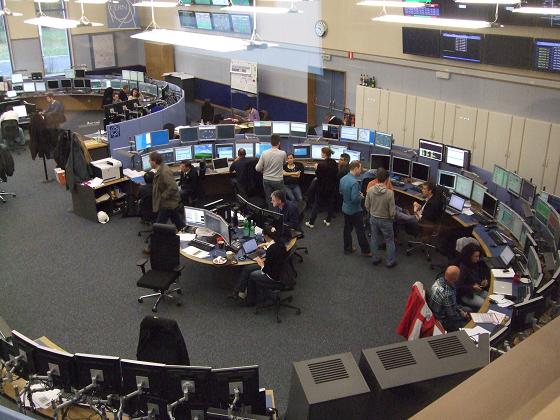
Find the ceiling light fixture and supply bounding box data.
[134,1,178,7]
[25,15,79,28]
[75,0,109,4]
[76,1,103,27]
[512,6,560,14]
[455,0,520,3]
[221,5,295,14]
[0,8,23,16]
[372,14,492,28]
[357,1,427,7]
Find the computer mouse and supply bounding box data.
[502,268,509,273]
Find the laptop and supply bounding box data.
[242,238,266,259]
[446,193,465,215]
[212,157,230,174]
[484,246,515,270]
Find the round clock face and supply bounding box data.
[315,20,327,38]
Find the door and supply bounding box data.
[308,68,346,129]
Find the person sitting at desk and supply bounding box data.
[233,225,288,306]
[283,153,304,202]
[457,243,490,310]
[306,147,338,229]
[112,92,122,104]
[129,87,144,101]
[149,151,185,231]
[398,181,444,228]
[230,148,251,197]
[201,99,214,124]
[102,87,114,106]
[119,85,130,102]
[271,189,299,230]
[245,104,260,122]
[428,265,470,332]
[256,134,287,209]
[178,160,198,206]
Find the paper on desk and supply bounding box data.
[123,168,145,179]
[182,246,210,259]
[179,233,196,242]
[491,268,515,278]
[488,309,508,324]
[84,177,104,188]
[498,299,515,308]
[254,226,263,235]
[24,386,62,409]
[462,208,474,216]
[461,326,491,342]
[470,312,500,324]
[489,294,506,303]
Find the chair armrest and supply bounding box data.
[136,258,149,274]
[173,265,185,273]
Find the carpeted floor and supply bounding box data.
[0,129,438,416]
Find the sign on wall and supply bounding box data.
[92,33,116,68]
[230,60,258,95]
[106,0,140,29]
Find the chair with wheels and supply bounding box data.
[136,316,190,365]
[136,223,184,312]
[292,200,309,265]
[1,119,25,153]
[0,144,15,203]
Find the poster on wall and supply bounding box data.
[92,34,116,69]
[106,0,140,29]
[230,60,258,95]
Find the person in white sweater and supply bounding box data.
[256,134,287,209]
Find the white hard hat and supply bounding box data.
[97,211,109,224]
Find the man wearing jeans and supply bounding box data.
[256,134,286,209]
[339,161,371,256]
[365,168,397,267]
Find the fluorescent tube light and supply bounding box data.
[134,1,178,7]
[25,15,80,28]
[512,6,560,15]
[372,14,492,28]
[221,5,293,14]
[0,8,23,16]
[455,0,520,3]
[358,1,427,7]
[75,0,109,4]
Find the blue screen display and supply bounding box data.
[150,130,169,146]
[293,146,310,158]
[135,133,148,150]
[255,143,272,158]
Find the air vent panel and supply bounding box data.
[428,335,467,359]
[308,358,349,384]
[376,346,416,370]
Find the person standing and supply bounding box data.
[255,134,287,209]
[119,84,130,101]
[230,148,251,197]
[339,161,371,256]
[42,93,65,129]
[283,153,304,202]
[149,151,185,230]
[306,147,338,228]
[365,168,397,267]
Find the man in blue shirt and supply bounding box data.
[339,161,371,256]
[271,189,300,230]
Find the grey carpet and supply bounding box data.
[0,137,438,416]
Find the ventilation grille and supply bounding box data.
[308,358,349,384]
[376,346,416,370]
[428,335,467,359]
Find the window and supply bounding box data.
[35,0,72,75]
[0,2,12,74]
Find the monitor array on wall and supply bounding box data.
[178,10,253,34]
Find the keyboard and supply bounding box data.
[471,211,492,226]
[488,230,507,245]
[189,238,215,252]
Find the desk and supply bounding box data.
[83,138,110,161]
[24,93,103,112]
[71,177,130,222]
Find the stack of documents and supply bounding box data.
[461,326,491,343]
[489,294,515,308]
[182,246,210,259]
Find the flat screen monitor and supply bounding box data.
[440,32,482,63]
[141,154,150,171]
[454,174,473,198]
[33,346,74,391]
[23,82,35,92]
[73,79,85,89]
[84,79,91,89]
[370,154,390,171]
[391,156,411,177]
[204,210,230,243]
[12,105,27,118]
[193,143,214,160]
[445,145,470,169]
[185,206,206,227]
[496,203,515,232]
[195,12,213,30]
[358,128,375,144]
[217,124,235,139]
[448,194,465,212]
[339,126,359,142]
[6,91,16,97]
[255,142,272,158]
[60,79,72,88]
[527,246,543,287]
[213,157,229,171]
[163,365,211,410]
[419,139,444,161]
[521,179,536,204]
[323,124,340,139]
[346,149,361,162]
[272,121,290,136]
[311,144,327,160]
[137,72,144,83]
[212,13,232,32]
[231,14,252,35]
[236,142,254,158]
[158,148,175,164]
[534,39,560,73]
[411,161,430,181]
[215,144,234,159]
[180,127,199,143]
[292,144,311,159]
[438,170,457,190]
[535,197,551,224]
[210,366,260,412]
[198,125,217,141]
[120,359,167,399]
[75,69,85,78]
[122,69,131,80]
[11,331,38,379]
[135,133,148,150]
[74,353,122,397]
[253,121,272,136]
[482,192,498,218]
[375,131,392,150]
[150,130,169,146]
[484,35,533,70]
[174,146,193,161]
[507,172,522,197]
[35,81,46,92]
[212,0,230,5]
[492,165,508,188]
[11,73,23,84]
[178,10,197,28]
[402,27,440,57]
[330,145,346,161]
[47,80,60,89]
[290,122,308,138]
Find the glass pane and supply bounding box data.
[0,15,12,74]
[35,0,72,75]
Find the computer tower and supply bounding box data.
[285,352,370,420]
[359,331,489,419]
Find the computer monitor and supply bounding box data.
[346,149,361,162]
[31,72,43,81]
[85,78,93,88]
[198,125,217,141]
[121,359,167,399]
[213,157,229,172]
[158,148,175,164]
[358,128,375,144]
[47,80,60,90]
[323,124,340,139]
[375,131,392,150]
[329,145,346,161]
[185,206,206,227]
[253,121,272,136]
[180,127,199,143]
[496,203,514,232]
[204,210,230,243]
[12,105,27,118]
[492,165,508,188]
[292,144,311,159]
[290,122,308,138]
[6,91,16,98]
[73,353,122,396]
[419,139,444,161]
[437,170,457,190]
[448,194,465,212]
[11,73,23,84]
[0,338,15,363]
[272,121,290,136]
[411,161,430,182]
[471,182,487,206]
[33,346,74,391]
[262,208,284,235]
[481,192,498,218]
[122,69,131,80]
[164,365,212,414]
[527,246,543,288]
[235,142,254,158]
[339,126,359,142]
[141,154,151,171]
[534,197,551,225]
[61,79,72,88]
[217,124,235,140]
[174,146,193,162]
[520,179,536,205]
[311,144,327,160]
[35,81,46,92]
[511,296,545,332]
[23,82,35,92]
[73,79,85,89]
[10,330,39,379]
[370,154,390,171]
[215,144,234,159]
[507,172,522,197]
[193,143,214,160]
[445,145,470,169]
[135,133,148,151]
[454,174,474,198]
[210,366,261,413]
[150,130,169,146]
[391,156,411,177]
[255,142,272,158]
[75,69,86,78]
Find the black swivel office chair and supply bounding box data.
[0,144,15,203]
[163,123,176,140]
[136,224,184,312]
[1,120,24,152]
[136,316,190,365]
[137,194,157,243]
[292,200,309,266]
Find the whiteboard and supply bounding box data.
[230,60,257,94]
[92,33,116,69]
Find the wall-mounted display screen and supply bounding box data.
[402,27,440,58]
[440,32,482,63]
[484,35,533,69]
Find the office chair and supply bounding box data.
[137,194,157,243]
[137,316,190,365]
[254,257,301,323]
[163,123,176,140]
[0,144,15,203]
[1,119,25,152]
[136,223,184,313]
[292,200,309,265]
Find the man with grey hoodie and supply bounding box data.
[365,167,397,268]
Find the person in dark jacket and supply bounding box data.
[457,243,490,310]
[136,316,189,365]
[398,181,444,229]
[233,225,288,306]
[102,87,114,107]
[42,93,65,129]
[271,189,300,230]
[306,147,338,228]
[149,151,185,230]
[283,153,304,202]
[230,148,251,196]
[119,85,130,102]
[178,160,198,205]
[201,99,214,123]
